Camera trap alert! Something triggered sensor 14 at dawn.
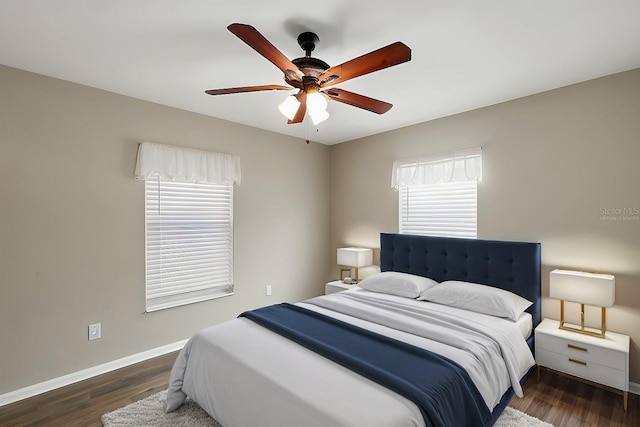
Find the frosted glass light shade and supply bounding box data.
[337,247,373,268]
[310,109,330,125]
[549,269,615,307]
[306,92,328,116]
[278,96,300,120]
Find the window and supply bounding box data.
[392,148,481,239]
[144,178,234,311]
[399,180,477,238]
[135,142,241,311]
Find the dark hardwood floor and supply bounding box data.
[0,352,177,427]
[1,352,637,426]
[510,369,638,427]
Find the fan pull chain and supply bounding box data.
[305,116,310,144]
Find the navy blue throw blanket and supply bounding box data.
[239,303,492,427]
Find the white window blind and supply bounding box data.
[145,178,234,311]
[394,148,481,239]
[399,180,477,238]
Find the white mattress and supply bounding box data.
[167,288,535,427]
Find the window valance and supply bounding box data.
[391,148,482,189]
[134,141,241,186]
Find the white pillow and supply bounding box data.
[418,280,532,321]
[358,272,438,298]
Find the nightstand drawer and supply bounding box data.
[536,333,625,369]
[536,348,626,390]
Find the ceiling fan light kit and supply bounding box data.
[206,23,411,128]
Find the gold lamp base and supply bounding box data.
[339,267,361,284]
[559,300,607,338]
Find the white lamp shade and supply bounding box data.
[306,92,328,116]
[337,247,373,268]
[310,109,330,125]
[549,269,615,307]
[278,96,300,120]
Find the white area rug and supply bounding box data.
[102,390,553,427]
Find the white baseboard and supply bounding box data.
[0,339,187,407]
[630,381,640,396]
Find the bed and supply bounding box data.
[166,233,541,427]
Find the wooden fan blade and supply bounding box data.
[228,23,301,76]
[205,85,293,95]
[288,91,307,124]
[324,88,393,114]
[319,42,411,88]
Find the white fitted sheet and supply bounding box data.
[515,312,533,340]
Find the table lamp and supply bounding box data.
[549,269,615,338]
[337,247,373,284]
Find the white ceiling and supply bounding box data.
[1,1,639,145]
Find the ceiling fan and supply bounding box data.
[206,23,412,126]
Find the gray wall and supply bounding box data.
[0,65,331,394]
[330,69,640,382]
[2,63,639,396]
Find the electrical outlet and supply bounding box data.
[88,323,101,341]
[265,285,272,296]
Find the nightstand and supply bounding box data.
[325,280,355,295]
[535,318,630,411]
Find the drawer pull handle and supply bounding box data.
[568,344,587,352]
[568,358,587,366]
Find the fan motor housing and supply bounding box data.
[292,57,330,77]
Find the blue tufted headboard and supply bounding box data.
[380,233,542,328]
